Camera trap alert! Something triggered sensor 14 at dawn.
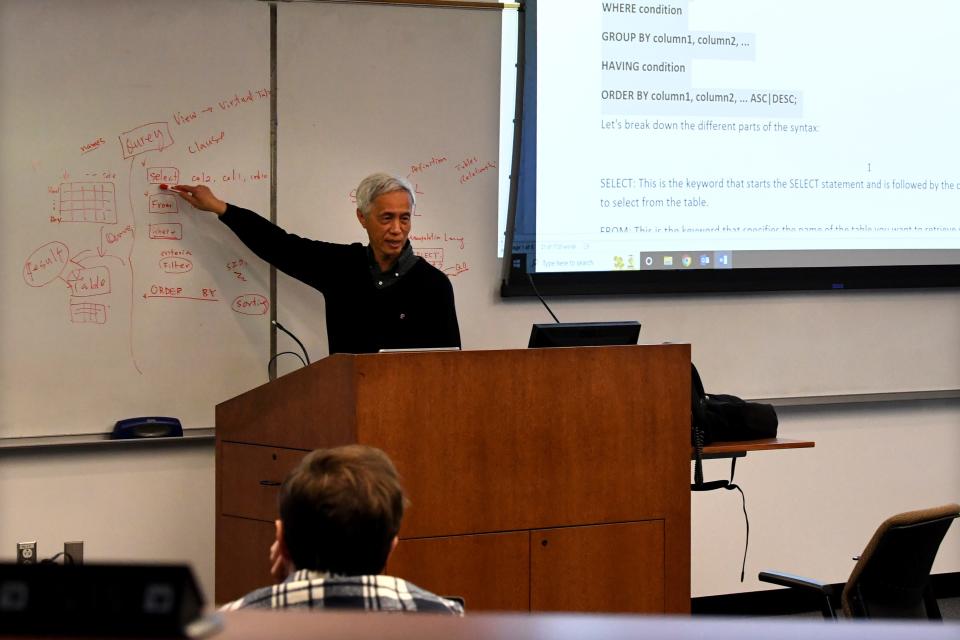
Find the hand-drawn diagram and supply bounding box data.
[70,302,107,324]
[23,240,114,324]
[23,92,272,373]
[58,181,117,223]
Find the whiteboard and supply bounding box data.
[0,0,273,439]
[272,1,959,398]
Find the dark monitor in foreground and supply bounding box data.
[0,562,206,637]
[527,321,641,348]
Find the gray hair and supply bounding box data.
[355,173,415,217]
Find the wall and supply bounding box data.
[0,442,216,601]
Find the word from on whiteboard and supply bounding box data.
[149,193,179,214]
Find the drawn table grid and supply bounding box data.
[59,182,117,223]
[69,302,107,324]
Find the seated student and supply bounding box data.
[221,445,463,614]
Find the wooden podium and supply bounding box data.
[215,344,691,613]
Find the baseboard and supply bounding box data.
[691,571,960,616]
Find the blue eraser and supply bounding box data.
[111,417,183,439]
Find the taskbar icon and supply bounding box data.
[637,251,734,270]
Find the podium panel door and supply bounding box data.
[530,521,666,613]
[387,531,530,612]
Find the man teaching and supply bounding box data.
[170,173,461,354]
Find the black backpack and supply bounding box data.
[691,363,779,446]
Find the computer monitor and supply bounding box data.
[527,321,641,348]
[0,562,206,637]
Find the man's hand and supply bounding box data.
[170,184,228,215]
[269,538,290,583]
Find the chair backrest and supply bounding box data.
[840,503,959,619]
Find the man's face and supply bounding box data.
[357,190,412,270]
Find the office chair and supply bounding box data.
[758,503,959,620]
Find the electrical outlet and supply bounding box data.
[64,541,83,565]
[16,541,37,564]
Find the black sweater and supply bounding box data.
[220,205,461,354]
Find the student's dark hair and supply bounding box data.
[278,445,405,575]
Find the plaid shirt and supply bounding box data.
[221,570,464,615]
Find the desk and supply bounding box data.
[211,610,956,640]
[692,438,815,490]
[700,437,816,459]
